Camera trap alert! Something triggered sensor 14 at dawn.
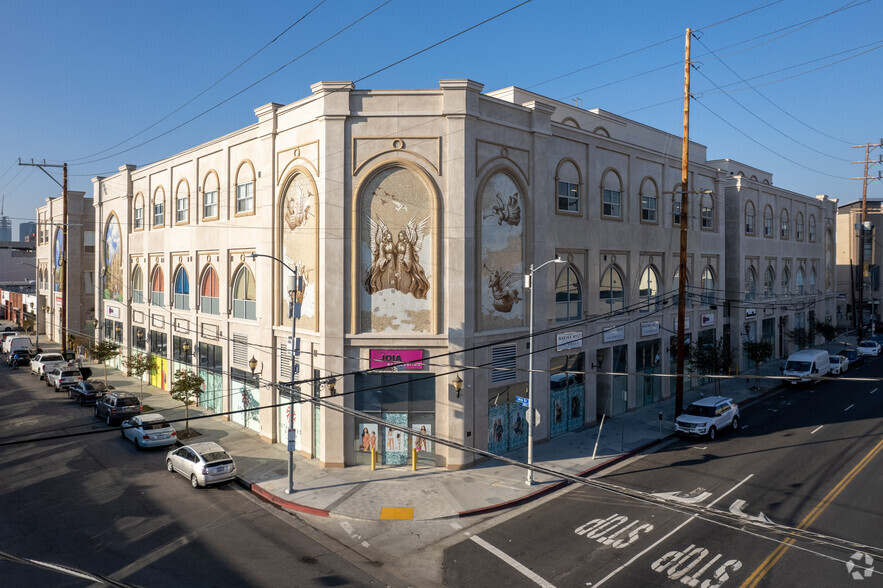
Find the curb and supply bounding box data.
[238,478,331,517]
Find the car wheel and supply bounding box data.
[167,459,174,472]
[77,396,83,406]
[133,437,141,450]
[191,474,200,489]
[732,417,739,431]
[708,426,717,440]
[67,388,72,398]
[106,414,112,426]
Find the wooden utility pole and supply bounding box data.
[852,141,883,337]
[674,28,692,417]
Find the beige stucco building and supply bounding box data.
[90,80,835,470]
[835,199,881,333]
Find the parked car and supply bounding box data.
[45,367,83,392]
[842,349,865,368]
[829,354,849,375]
[68,380,109,405]
[29,353,71,379]
[857,340,881,357]
[7,349,31,368]
[94,391,142,425]
[674,396,740,440]
[0,331,24,353]
[3,336,31,355]
[782,349,830,386]
[166,442,237,488]
[120,414,177,449]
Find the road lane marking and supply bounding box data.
[844,404,854,412]
[470,535,556,588]
[870,388,878,394]
[651,490,712,505]
[592,474,753,587]
[729,499,772,524]
[740,438,883,588]
[810,426,823,435]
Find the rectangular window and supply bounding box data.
[641,196,657,222]
[176,197,188,223]
[796,222,804,240]
[149,330,167,357]
[203,190,218,219]
[173,336,193,363]
[764,216,773,237]
[133,326,146,350]
[151,290,164,307]
[673,201,682,226]
[154,202,164,227]
[557,181,579,212]
[602,189,621,218]
[236,182,253,214]
[701,206,713,229]
[133,287,143,304]
[198,342,223,373]
[201,295,219,315]
[134,207,143,230]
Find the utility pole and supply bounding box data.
[851,141,883,339]
[18,159,68,352]
[674,28,692,418]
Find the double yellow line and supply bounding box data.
[740,437,883,587]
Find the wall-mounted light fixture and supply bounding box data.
[453,374,464,398]
[316,376,337,395]
[591,350,605,371]
[248,355,259,374]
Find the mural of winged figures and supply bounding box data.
[285,182,312,230]
[365,214,431,299]
[483,192,522,226]
[485,265,521,312]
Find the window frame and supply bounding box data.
[700,193,713,230]
[200,265,220,315]
[153,188,165,228]
[231,265,256,320]
[640,178,658,224]
[808,215,817,242]
[173,266,190,310]
[132,266,144,304]
[557,180,580,214]
[780,209,790,240]
[234,161,256,218]
[638,266,660,312]
[763,206,774,238]
[700,266,716,305]
[745,266,757,301]
[134,193,144,231]
[745,201,755,235]
[600,265,625,313]
[150,266,165,307]
[600,169,623,220]
[555,265,582,322]
[764,266,775,298]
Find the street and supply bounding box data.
[443,360,883,587]
[0,366,395,587]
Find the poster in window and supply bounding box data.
[412,423,431,453]
[357,423,378,453]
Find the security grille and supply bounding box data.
[491,345,517,383]
[232,333,248,366]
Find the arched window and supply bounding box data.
[826,229,834,289]
[638,266,660,312]
[175,180,190,224]
[763,206,774,237]
[232,265,256,320]
[673,268,691,307]
[235,161,255,215]
[808,215,817,242]
[672,184,683,226]
[173,266,190,310]
[150,267,165,307]
[745,267,757,301]
[780,209,789,239]
[153,187,165,227]
[640,177,658,223]
[764,267,775,298]
[781,266,790,295]
[203,170,220,220]
[134,193,144,230]
[200,266,220,315]
[555,266,582,322]
[809,268,817,294]
[700,193,713,229]
[796,212,804,240]
[556,160,580,213]
[796,267,805,295]
[601,170,622,219]
[745,201,755,235]
[701,266,716,305]
[132,266,144,304]
[600,266,624,313]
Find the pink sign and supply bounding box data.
[369,349,424,370]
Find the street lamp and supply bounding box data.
[524,255,566,486]
[249,252,302,495]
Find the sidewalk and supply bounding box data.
[49,348,788,522]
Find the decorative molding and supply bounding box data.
[353,136,441,176]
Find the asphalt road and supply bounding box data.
[443,358,883,587]
[0,365,393,587]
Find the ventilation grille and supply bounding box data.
[491,345,517,384]
[232,333,248,366]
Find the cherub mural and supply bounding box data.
[284,181,312,230]
[484,265,521,313]
[483,192,522,226]
[104,216,123,302]
[365,214,430,299]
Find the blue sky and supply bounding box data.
[1,0,881,230]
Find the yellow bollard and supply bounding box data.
[411,447,417,471]
[371,448,377,470]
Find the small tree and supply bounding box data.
[688,335,736,396]
[123,352,157,403]
[90,340,120,386]
[170,369,204,436]
[786,328,811,351]
[813,319,837,352]
[742,339,774,391]
[21,314,35,334]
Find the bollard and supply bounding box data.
[371,448,377,470]
[592,414,606,460]
[411,447,417,471]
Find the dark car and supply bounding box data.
[94,391,142,424]
[842,349,864,368]
[69,380,109,405]
[7,349,31,368]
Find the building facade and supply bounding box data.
[91,80,834,470]
[836,199,881,333]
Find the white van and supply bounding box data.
[2,335,30,354]
[783,349,829,385]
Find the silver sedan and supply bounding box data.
[166,442,236,488]
[120,413,177,449]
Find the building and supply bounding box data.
[0,215,12,242]
[0,241,36,287]
[835,199,881,333]
[19,221,37,243]
[35,192,96,349]
[90,80,834,470]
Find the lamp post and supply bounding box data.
[249,253,302,495]
[524,256,565,486]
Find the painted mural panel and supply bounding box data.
[360,167,433,332]
[54,227,63,292]
[281,172,317,331]
[104,215,123,302]
[480,172,524,330]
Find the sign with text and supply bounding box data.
[640,321,660,337]
[556,332,583,351]
[369,349,424,370]
[55,294,63,306]
[107,306,121,318]
[602,325,625,343]
[744,308,757,319]
[673,316,691,332]
[700,313,715,327]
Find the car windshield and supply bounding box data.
[201,451,231,463]
[88,382,108,391]
[118,397,140,407]
[143,421,170,430]
[829,357,840,364]
[785,360,812,372]
[860,342,874,348]
[61,370,80,377]
[684,404,714,418]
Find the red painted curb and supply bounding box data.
[241,479,330,517]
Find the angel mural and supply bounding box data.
[365,215,430,299]
[485,265,521,312]
[284,181,312,231]
[483,192,522,226]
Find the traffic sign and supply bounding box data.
[516,395,529,407]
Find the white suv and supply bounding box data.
[675,396,740,440]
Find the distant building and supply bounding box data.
[0,241,36,287]
[836,199,883,333]
[0,215,11,242]
[19,221,36,243]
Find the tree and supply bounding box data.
[21,314,35,334]
[90,340,120,386]
[786,328,811,351]
[123,352,157,403]
[813,319,837,352]
[688,335,736,396]
[742,339,774,391]
[170,369,204,436]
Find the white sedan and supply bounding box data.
[120,413,177,449]
[857,340,881,357]
[829,354,849,375]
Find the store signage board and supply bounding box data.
[369,349,424,370]
[556,332,582,351]
[640,321,660,337]
[603,326,625,343]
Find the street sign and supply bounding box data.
[526,408,541,427]
[516,395,529,407]
[287,430,297,452]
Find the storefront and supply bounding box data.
[231,368,261,433]
[198,342,223,414]
[549,352,585,436]
[148,329,167,390]
[487,382,528,455]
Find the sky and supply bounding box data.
[1,0,881,233]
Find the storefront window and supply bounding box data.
[610,344,628,415]
[232,368,261,432]
[486,382,528,456]
[133,326,146,350]
[198,342,223,413]
[636,339,661,406]
[549,353,585,436]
